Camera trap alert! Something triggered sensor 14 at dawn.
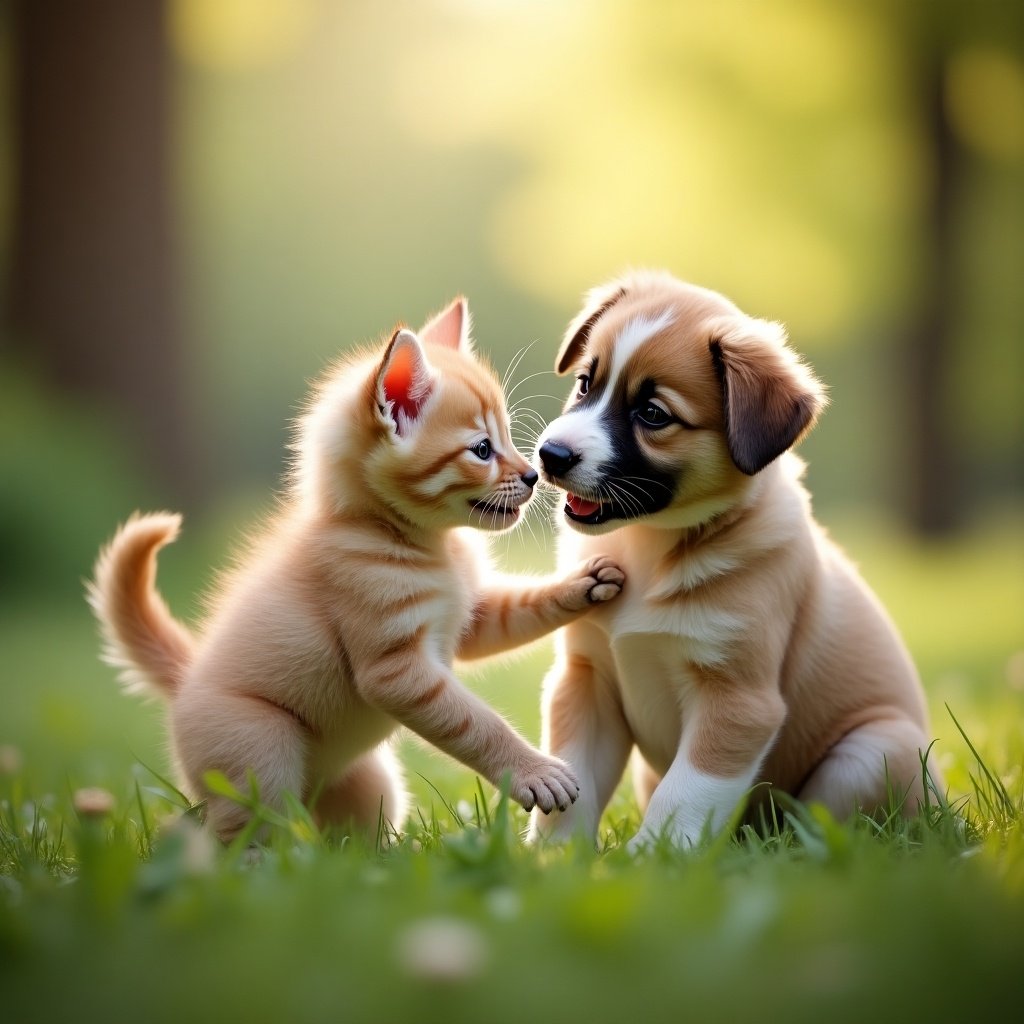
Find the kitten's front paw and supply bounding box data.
[510,755,580,814]
[559,555,625,611]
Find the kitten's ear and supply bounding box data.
[376,329,434,434]
[419,296,471,352]
[709,316,827,475]
[556,284,626,374]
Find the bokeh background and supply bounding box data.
[1,0,1021,802]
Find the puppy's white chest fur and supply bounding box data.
[606,632,693,772]
[559,525,742,771]
[610,595,743,666]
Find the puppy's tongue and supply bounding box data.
[567,494,601,517]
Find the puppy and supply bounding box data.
[528,270,942,850]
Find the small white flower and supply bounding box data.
[396,916,488,982]
[485,887,521,921]
[163,814,217,874]
[0,745,22,776]
[73,787,116,818]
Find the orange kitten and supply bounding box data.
[88,299,624,841]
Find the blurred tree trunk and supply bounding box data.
[8,0,198,501]
[901,16,965,536]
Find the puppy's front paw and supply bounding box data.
[509,755,580,814]
[558,555,625,611]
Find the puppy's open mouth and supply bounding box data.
[564,493,622,526]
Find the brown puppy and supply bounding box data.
[528,270,942,850]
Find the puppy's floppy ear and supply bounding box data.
[555,284,626,374]
[376,328,434,435]
[419,296,471,352]
[709,316,827,475]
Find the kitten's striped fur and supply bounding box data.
[89,299,624,841]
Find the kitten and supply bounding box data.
[88,298,624,841]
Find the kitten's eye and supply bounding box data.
[636,401,671,429]
[576,374,590,397]
[471,439,493,460]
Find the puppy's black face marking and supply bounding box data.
[539,313,684,532]
[561,383,677,527]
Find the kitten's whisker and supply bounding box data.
[510,410,549,434]
[510,410,546,431]
[510,431,543,451]
[520,506,539,550]
[511,428,545,446]
[502,343,525,393]
[505,369,558,404]
[501,340,539,395]
[508,393,563,413]
[510,403,550,422]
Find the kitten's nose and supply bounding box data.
[538,441,580,478]
[520,468,539,489]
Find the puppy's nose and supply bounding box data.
[538,441,580,477]
[520,468,539,489]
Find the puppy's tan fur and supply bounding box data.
[529,270,941,849]
[89,299,625,841]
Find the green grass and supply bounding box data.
[1,744,1022,1024]
[1,509,1022,1022]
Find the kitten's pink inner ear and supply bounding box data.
[383,343,423,425]
[419,297,468,350]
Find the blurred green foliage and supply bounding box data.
[5,0,1021,520]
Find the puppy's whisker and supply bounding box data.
[619,475,673,495]
[598,482,637,521]
[611,480,655,510]
[605,480,646,520]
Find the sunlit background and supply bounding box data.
[1,0,1021,798]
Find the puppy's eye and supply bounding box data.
[471,439,493,460]
[636,401,671,429]
[576,374,590,397]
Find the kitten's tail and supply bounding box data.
[87,512,195,698]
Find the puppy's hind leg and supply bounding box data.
[312,744,408,839]
[171,690,309,843]
[798,717,943,821]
